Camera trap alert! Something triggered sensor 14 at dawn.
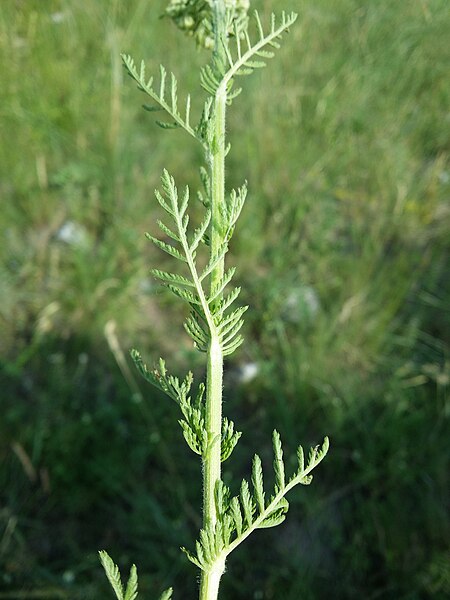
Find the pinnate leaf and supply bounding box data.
[99,551,124,600]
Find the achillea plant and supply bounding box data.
[100,1,329,599]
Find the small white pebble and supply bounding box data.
[238,362,259,383]
[56,221,88,247]
[50,12,67,24]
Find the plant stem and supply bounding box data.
[200,87,227,600]
[200,3,228,598]
[199,555,226,600]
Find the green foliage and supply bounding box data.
[132,351,242,462]
[135,169,249,361]
[113,3,328,599]
[183,434,329,570]
[132,351,208,456]
[1,0,448,598]
[121,56,199,142]
[199,10,298,102]
[99,551,133,600]
[100,551,172,600]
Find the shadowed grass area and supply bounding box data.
[1,0,449,598]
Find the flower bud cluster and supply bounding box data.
[166,0,250,49]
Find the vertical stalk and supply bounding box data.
[200,2,227,599]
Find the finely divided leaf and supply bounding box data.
[217,306,248,339]
[167,284,201,305]
[258,497,289,529]
[219,286,242,314]
[251,455,265,512]
[185,434,329,567]
[146,233,187,262]
[272,430,285,490]
[218,11,298,104]
[200,244,228,281]
[297,444,305,473]
[209,267,237,303]
[99,551,124,600]
[121,54,200,143]
[222,335,245,356]
[184,313,209,351]
[221,417,242,462]
[157,220,181,242]
[151,269,194,287]
[156,120,180,129]
[240,479,254,527]
[215,479,231,517]
[190,209,212,252]
[229,496,243,537]
[124,565,138,600]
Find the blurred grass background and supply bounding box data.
[0,0,449,598]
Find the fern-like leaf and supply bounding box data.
[196,97,214,147]
[179,382,207,456]
[124,565,138,600]
[142,171,220,352]
[151,269,194,288]
[223,183,247,237]
[225,11,297,86]
[190,209,212,252]
[222,334,245,356]
[153,170,218,338]
[258,497,289,528]
[215,479,231,516]
[217,306,247,340]
[167,284,201,305]
[209,267,236,304]
[272,430,285,490]
[200,243,229,281]
[184,312,209,352]
[251,454,265,512]
[199,165,211,207]
[219,286,242,315]
[145,233,188,263]
[221,417,242,461]
[139,167,248,364]
[99,551,124,600]
[240,479,255,527]
[156,220,181,242]
[132,351,210,457]
[200,11,297,103]
[185,434,329,570]
[121,54,200,143]
[131,352,192,405]
[200,63,222,97]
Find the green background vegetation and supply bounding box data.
[1,0,449,598]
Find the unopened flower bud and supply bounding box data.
[165,0,250,49]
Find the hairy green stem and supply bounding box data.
[202,335,223,529]
[200,3,228,598]
[200,96,227,600]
